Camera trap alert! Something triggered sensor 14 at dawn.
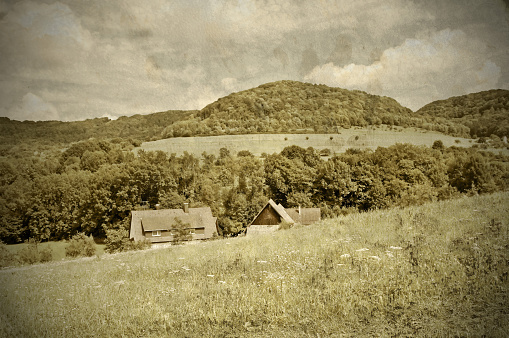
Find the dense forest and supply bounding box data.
[0,136,508,244]
[417,89,509,138]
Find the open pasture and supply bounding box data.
[1,192,508,337]
[136,127,477,157]
[4,241,106,264]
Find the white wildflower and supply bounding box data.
[257,260,267,263]
[356,248,369,252]
[389,246,403,250]
[340,254,351,258]
[369,256,381,261]
[207,274,215,277]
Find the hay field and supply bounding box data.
[136,127,477,157]
[1,192,507,337]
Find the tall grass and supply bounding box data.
[1,192,508,337]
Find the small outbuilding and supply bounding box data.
[129,203,217,243]
[247,199,321,236]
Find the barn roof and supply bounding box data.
[249,199,295,226]
[286,208,321,225]
[129,207,216,241]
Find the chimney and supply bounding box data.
[183,202,189,213]
[155,204,160,210]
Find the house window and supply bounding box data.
[153,230,161,237]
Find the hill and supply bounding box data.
[162,80,460,138]
[1,192,507,336]
[4,81,508,153]
[416,89,509,138]
[0,110,195,150]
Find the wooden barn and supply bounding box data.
[247,199,321,236]
[129,203,217,243]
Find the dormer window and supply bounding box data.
[153,230,161,237]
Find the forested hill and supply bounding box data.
[3,81,508,152]
[162,80,419,138]
[161,80,475,138]
[416,89,509,138]
[0,110,195,147]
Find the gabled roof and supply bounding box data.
[249,199,295,225]
[286,208,321,225]
[129,207,216,241]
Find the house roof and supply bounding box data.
[249,199,295,226]
[286,208,321,225]
[129,207,216,241]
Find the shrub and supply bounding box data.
[0,242,17,268]
[172,219,192,245]
[432,140,444,150]
[18,240,40,265]
[104,228,131,254]
[105,228,151,253]
[65,233,96,258]
[130,239,152,251]
[39,246,53,263]
[278,220,293,231]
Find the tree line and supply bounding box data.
[0,137,508,244]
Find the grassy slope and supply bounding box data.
[1,192,508,337]
[4,242,106,262]
[137,127,483,157]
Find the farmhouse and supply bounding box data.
[129,203,217,243]
[247,199,321,236]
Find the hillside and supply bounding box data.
[1,192,507,336]
[416,89,509,138]
[0,109,195,149]
[138,129,478,158]
[3,82,507,153]
[162,80,463,138]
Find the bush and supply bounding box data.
[278,220,293,231]
[0,242,17,268]
[432,140,444,150]
[65,233,96,258]
[105,228,151,253]
[130,239,152,251]
[39,246,53,263]
[18,240,40,265]
[172,219,192,245]
[104,228,130,254]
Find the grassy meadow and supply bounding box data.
[4,241,106,263]
[1,192,508,337]
[136,127,483,157]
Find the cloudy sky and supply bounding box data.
[0,0,508,121]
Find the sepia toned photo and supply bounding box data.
[0,0,508,336]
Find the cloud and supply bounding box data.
[305,29,503,110]
[10,93,60,121]
[0,0,507,121]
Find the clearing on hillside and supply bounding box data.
[136,127,483,157]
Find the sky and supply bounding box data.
[0,0,508,121]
